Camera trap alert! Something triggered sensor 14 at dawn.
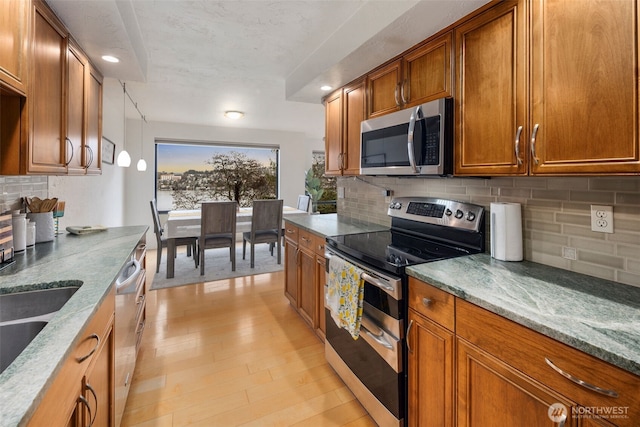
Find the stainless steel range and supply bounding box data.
[324,197,485,427]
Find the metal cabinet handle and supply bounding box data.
[65,137,74,165]
[530,123,540,165]
[76,333,100,363]
[422,298,432,307]
[400,79,408,104]
[545,358,619,398]
[394,83,400,106]
[85,145,94,168]
[514,125,524,165]
[85,383,98,426]
[406,319,414,353]
[78,395,93,427]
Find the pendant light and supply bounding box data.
[136,115,147,171]
[117,82,131,167]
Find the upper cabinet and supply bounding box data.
[455,0,640,176]
[0,0,102,175]
[324,79,365,176]
[368,32,453,118]
[0,0,29,95]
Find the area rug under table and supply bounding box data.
[150,243,284,290]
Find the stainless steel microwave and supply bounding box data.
[360,97,453,176]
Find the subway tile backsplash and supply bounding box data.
[0,176,48,213]
[337,176,640,288]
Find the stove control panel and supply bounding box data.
[388,197,484,232]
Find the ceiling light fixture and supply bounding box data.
[116,82,131,167]
[101,55,119,63]
[224,110,244,120]
[136,115,147,172]
[320,85,332,91]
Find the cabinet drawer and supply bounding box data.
[408,277,455,331]
[311,233,326,257]
[456,299,639,425]
[284,222,299,244]
[298,228,315,253]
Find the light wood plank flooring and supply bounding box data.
[121,249,376,427]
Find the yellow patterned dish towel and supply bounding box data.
[326,255,365,339]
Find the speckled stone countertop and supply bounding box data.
[407,253,640,377]
[0,226,147,427]
[284,213,388,237]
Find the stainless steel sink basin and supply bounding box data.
[0,321,48,373]
[0,283,82,374]
[0,285,81,323]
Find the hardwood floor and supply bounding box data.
[121,249,376,427]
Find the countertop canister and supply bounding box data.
[11,213,26,252]
[26,212,54,243]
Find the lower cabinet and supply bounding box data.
[283,221,327,340]
[408,277,639,427]
[28,286,115,427]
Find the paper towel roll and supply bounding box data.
[490,202,523,261]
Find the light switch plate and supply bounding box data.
[590,205,613,233]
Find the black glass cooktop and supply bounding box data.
[326,230,473,275]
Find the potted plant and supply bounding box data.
[305,167,324,214]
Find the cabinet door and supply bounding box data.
[82,324,113,427]
[530,0,640,174]
[368,59,402,118]
[407,310,454,427]
[284,239,298,305]
[454,1,528,176]
[297,248,316,328]
[342,80,365,175]
[403,32,453,108]
[324,89,343,175]
[315,253,326,339]
[30,1,67,174]
[0,0,29,94]
[85,66,103,174]
[66,42,86,175]
[457,337,577,427]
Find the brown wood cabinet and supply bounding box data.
[324,79,365,176]
[407,277,640,427]
[455,0,640,176]
[283,221,327,340]
[407,278,455,427]
[0,0,30,95]
[0,0,102,176]
[368,32,453,118]
[28,286,115,427]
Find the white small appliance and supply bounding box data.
[490,202,523,261]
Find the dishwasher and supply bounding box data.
[114,237,146,427]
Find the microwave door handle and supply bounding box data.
[407,106,423,173]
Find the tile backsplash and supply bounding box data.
[0,176,48,213]
[337,176,640,288]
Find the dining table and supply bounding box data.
[163,205,309,278]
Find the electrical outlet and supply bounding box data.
[337,187,345,199]
[590,205,613,233]
[562,246,577,260]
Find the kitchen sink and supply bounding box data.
[0,284,82,374]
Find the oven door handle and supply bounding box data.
[361,316,394,350]
[361,272,394,293]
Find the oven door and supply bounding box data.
[324,247,405,427]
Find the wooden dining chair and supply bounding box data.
[242,199,283,268]
[150,199,198,273]
[199,201,237,275]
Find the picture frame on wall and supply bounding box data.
[102,137,115,164]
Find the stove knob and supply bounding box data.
[445,208,453,216]
[455,209,464,219]
[466,212,476,221]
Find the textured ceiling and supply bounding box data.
[47,0,489,140]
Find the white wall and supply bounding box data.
[50,78,323,243]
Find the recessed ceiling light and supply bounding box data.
[102,55,120,63]
[320,85,332,91]
[224,110,244,119]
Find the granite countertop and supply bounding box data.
[0,226,147,427]
[407,253,640,377]
[284,213,388,237]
